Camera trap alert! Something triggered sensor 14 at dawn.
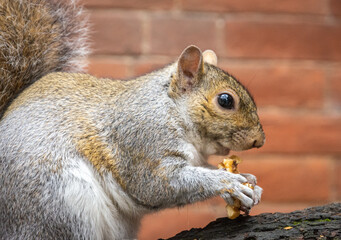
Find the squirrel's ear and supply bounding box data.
[176,45,204,92]
[203,50,218,66]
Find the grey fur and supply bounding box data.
[0,1,264,239]
[0,67,263,239]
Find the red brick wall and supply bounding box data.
[81,1,341,239]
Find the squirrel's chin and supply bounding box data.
[215,143,230,156]
[216,149,230,156]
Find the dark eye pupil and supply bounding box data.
[218,93,234,109]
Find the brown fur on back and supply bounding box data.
[0,0,89,118]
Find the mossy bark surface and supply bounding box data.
[163,203,341,240]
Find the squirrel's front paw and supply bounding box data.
[240,173,257,186]
[217,171,254,208]
[240,173,262,205]
[253,185,263,205]
[220,180,254,209]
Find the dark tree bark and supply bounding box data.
[163,203,341,240]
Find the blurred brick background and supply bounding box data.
[81,0,341,239]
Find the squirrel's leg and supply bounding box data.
[127,160,257,210]
[170,165,255,207]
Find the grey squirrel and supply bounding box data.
[0,0,265,239]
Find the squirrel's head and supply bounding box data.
[169,45,265,156]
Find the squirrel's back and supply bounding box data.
[0,0,89,118]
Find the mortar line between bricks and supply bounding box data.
[90,54,341,66]
[218,153,341,159]
[89,55,139,62]
[258,107,341,117]
[218,59,341,68]
[141,11,151,55]
[325,0,335,25]
[223,13,330,25]
[329,158,338,201]
[215,18,225,56]
[172,0,182,11]
[207,201,335,210]
[323,65,334,113]
[249,201,335,207]
[85,8,334,25]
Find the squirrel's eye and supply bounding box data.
[218,93,234,109]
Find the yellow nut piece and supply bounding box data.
[218,155,253,219]
[225,204,240,220]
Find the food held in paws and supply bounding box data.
[218,155,253,219]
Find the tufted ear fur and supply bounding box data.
[176,45,204,92]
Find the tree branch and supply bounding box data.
[163,203,341,240]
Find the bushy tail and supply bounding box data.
[0,0,89,118]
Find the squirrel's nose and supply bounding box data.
[252,130,265,148]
